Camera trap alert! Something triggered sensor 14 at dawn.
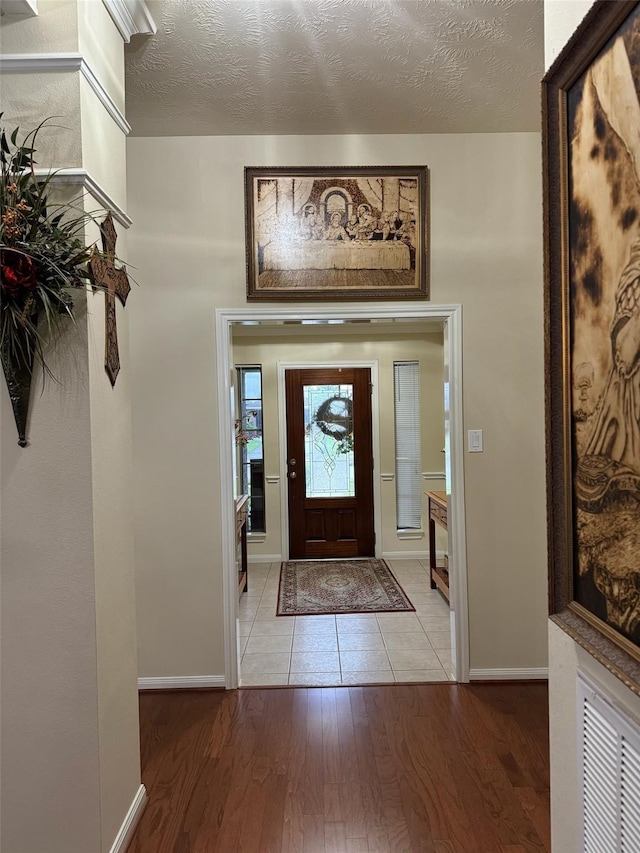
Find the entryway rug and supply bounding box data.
[277,558,415,616]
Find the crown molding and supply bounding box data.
[102,0,156,43]
[34,168,132,229]
[0,53,131,135]
[0,0,38,16]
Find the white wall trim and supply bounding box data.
[0,53,82,72]
[216,310,240,689]
[383,550,429,560]
[443,305,469,683]
[422,471,446,480]
[79,58,131,135]
[0,53,131,135]
[470,668,549,681]
[216,304,470,688]
[34,168,132,229]
[138,675,225,690]
[102,0,157,43]
[276,359,382,562]
[0,0,38,15]
[396,529,425,541]
[108,784,147,853]
[248,555,282,564]
[247,532,266,544]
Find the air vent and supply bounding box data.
[578,673,640,852]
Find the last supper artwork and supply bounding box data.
[244,167,428,300]
[569,5,640,646]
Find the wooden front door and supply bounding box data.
[285,367,375,559]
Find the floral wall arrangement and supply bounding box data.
[0,116,129,445]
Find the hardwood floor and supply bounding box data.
[129,683,550,853]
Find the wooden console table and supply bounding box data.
[236,495,249,598]
[427,490,449,602]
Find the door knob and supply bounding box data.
[289,471,297,479]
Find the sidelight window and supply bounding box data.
[394,361,422,529]
[236,365,265,533]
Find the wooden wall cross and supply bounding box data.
[89,213,130,386]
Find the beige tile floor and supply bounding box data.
[238,558,453,686]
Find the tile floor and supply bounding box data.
[238,558,453,686]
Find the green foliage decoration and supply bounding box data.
[0,115,122,445]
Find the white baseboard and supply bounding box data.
[469,668,549,681]
[138,675,225,690]
[251,552,444,563]
[109,784,147,853]
[382,550,429,560]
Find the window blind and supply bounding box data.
[394,361,422,529]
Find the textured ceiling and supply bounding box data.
[125,0,544,137]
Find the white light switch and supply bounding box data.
[468,429,483,452]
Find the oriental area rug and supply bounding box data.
[277,558,415,616]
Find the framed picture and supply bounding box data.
[244,166,429,300]
[544,0,640,694]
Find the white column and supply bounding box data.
[0,1,146,850]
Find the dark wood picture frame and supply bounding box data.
[544,0,640,695]
[244,166,429,301]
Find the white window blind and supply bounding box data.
[578,673,640,853]
[394,361,422,529]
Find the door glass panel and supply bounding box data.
[303,383,355,498]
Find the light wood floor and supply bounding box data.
[130,682,550,852]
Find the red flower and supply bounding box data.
[1,251,37,297]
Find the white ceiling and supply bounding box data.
[125,0,544,137]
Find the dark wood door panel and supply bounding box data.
[286,367,374,559]
[303,507,357,541]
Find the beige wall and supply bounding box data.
[78,0,126,115]
[232,330,445,560]
[0,2,141,850]
[1,309,102,851]
[544,1,640,850]
[79,7,140,844]
[128,129,547,679]
[0,0,78,52]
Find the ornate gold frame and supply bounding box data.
[544,0,640,695]
[244,165,429,301]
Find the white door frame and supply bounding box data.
[277,360,382,560]
[215,304,469,688]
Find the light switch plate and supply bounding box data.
[468,429,483,452]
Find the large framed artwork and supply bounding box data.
[244,166,429,300]
[544,0,640,694]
